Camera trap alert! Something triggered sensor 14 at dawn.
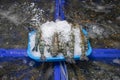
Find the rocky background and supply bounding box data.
[0,0,120,80]
[64,0,120,49]
[0,0,54,48]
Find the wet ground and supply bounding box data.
[0,58,120,80]
[64,0,120,49]
[0,0,120,80]
[0,0,54,48]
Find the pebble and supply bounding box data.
[23,59,27,64]
[2,75,7,80]
[0,65,3,69]
[113,59,120,64]
[29,61,35,67]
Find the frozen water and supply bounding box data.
[56,20,71,42]
[40,20,72,44]
[73,28,82,56]
[41,21,56,45]
[30,20,84,58]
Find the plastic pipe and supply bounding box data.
[54,0,64,80]
[89,49,120,63]
[54,62,61,80]
[0,1,119,62]
[59,0,65,20]
[55,0,60,20]
[0,48,120,59]
[0,48,27,57]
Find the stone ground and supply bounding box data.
[0,0,120,80]
[64,0,120,49]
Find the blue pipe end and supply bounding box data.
[89,49,120,64]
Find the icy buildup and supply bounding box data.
[41,21,56,45]
[30,20,85,58]
[30,2,45,27]
[40,20,71,45]
[73,28,82,56]
[56,20,71,42]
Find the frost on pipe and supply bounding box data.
[27,20,92,62]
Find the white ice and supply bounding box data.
[30,20,84,58]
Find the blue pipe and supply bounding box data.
[0,48,27,57]
[54,0,64,80]
[54,62,61,80]
[0,0,119,63]
[0,48,120,63]
[0,1,119,61]
[55,0,60,20]
[60,62,68,80]
[55,0,65,20]
[89,49,120,63]
[59,0,65,20]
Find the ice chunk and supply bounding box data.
[30,20,85,58]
